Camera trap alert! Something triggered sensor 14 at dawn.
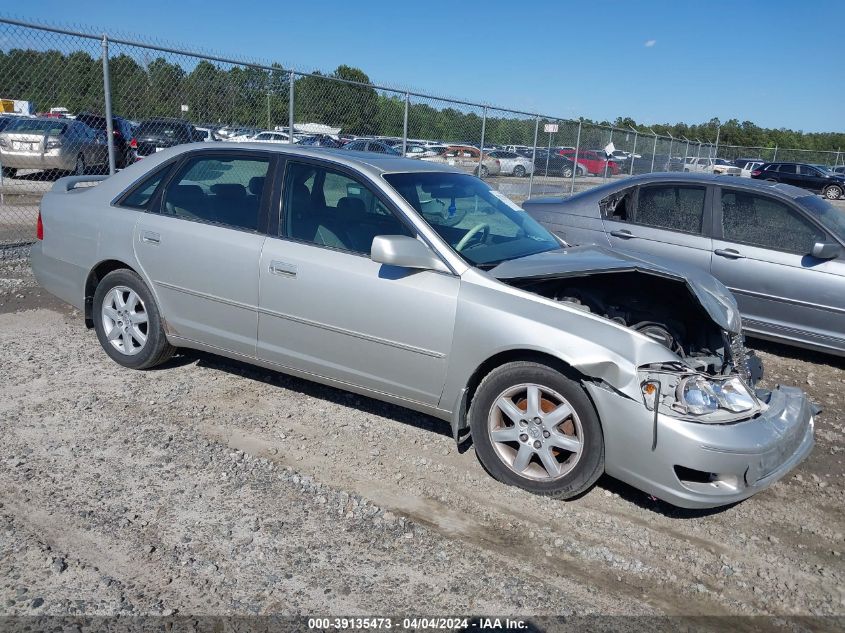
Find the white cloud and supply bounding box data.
[644,39,657,48]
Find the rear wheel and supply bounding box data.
[469,361,604,499]
[513,164,526,178]
[478,165,490,179]
[823,184,842,200]
[93,269,174,369]
[561,166,574,178]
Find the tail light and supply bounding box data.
[751,170,762,177]
[36,210,43,240]
[129,138,137,149]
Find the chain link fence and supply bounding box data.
[0,16,842,249]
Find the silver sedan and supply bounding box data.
[31,144,815,508]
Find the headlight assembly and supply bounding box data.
[640,369,761,423]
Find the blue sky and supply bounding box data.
[11,0,844,132]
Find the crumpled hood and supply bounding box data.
[490,245,742,334]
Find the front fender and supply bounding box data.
[440,271,678,418]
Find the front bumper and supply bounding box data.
[585,382,815,508]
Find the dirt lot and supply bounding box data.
[0,250,843,627]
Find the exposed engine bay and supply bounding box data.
[503,270,762,384]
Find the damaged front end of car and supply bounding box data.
[487,246,815,508]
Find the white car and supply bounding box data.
[488,150,534,177]
[735,159,765,178]
[249,131,295,144]
[193,127,219,142]
[684,157,741,176]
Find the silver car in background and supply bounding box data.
[523,173,845,357]
[0,117,108,177]
[31,145,815,509]
[487,150,534,177]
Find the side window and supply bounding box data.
[162,155,270,231]
[720,191,824,254]
[119,169,168,210]
[282,162,412,255]
[599,188,635,221]
[778,164,797,174]
[799,165,820,176]
[634,185,706,233]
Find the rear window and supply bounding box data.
[137,122,186,137]
[5,119,67,135]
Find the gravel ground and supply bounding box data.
[0,252,843,626]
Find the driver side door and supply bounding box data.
[257,158,460,406]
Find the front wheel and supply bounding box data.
[478,165,489,179]
[73,154,85,176]
[823,184,843,200]
[93,269,175,369]
[513,164,526,178]
[469,361,604,499]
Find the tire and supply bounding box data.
[469,361,604,499]
[1,166,16,179]
[93,269,175,370]
[513,164,526,178]
[823,184,842,200]
[561,167,573,178]
[478,165,489,179]
[74,154,85,176]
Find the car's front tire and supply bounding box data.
[92,269,175,369]
[469,361,605,499]
[823,184,842,200]
[513,165,526,178]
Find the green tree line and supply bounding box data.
[0,47,842,154]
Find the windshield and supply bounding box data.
[383,172,561,266]
[799,195,845,241]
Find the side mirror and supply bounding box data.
[370,235,450,273]
[811,241,841,260]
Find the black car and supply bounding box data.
[75,112,137,168]
[296,134,344,148]
[752,162,845,200]
[342,139,401,155]
[532,149,580,177]
[131,118,204,158]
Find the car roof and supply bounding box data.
[152,142,458,177]
[524,171,815,205]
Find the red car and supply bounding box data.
[556,149,620,176]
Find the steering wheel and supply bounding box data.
[455,223,490,251]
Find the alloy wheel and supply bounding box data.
[101,285,149,356]
[487,383,583,481]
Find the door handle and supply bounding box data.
[269,260,297,277]
[714,248,745,259]
[140,230,160,245]
[610,229,635,239]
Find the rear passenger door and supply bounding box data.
[133,151,273,356]
[711,188,845,350]
[602,182,713,270]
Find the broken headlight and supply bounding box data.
[677,375,756,415]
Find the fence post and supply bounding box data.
[835,148,842,168]
[650,131,658,173]
[528,115,539,199]
[101,34,116,175]
[682,137,689,167]
[773,145,778,162]
[714,124,721,158]
[266,91,271,130]
[288,71,295,142]
[478,106,487,179]
[603,128,613,179]
[571,119,581,195]
[629,128,638,176]
[402,93,409,155]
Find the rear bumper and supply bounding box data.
[586,382,815,509]
[30,241,86,311]
[0,150,75,171]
